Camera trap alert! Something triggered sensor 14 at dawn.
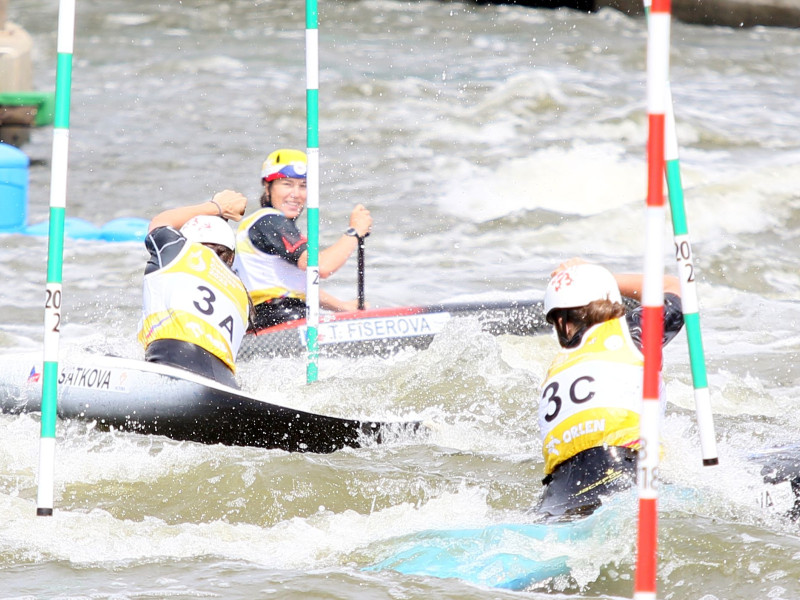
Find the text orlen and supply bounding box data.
[545,418,606,455]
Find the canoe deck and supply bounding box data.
[0,354,422,453]
[239,299,550,360]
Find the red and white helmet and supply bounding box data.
[544,264,621,318]
[180,216,235,251]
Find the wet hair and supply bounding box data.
[204,243,235,268]
[259,184,272,208]
[548,299,626,348]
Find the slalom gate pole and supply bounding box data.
[644,0,719,470]
[664,86,719,467]
[305,0,320,383]
[634,0,671,596]
[37,0,76,517]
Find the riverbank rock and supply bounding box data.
[598,0,800,28]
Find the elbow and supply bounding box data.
[301,261,334,278]
[148,217,164,233]
[664,276,682,297]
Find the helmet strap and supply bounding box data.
[559,326,586,349]
[554,315,586,349]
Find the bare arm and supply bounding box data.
[297,235,359,278]
[319,289,363,312]
[297,204,372,278]
[148,190,248,232]
[614,272,681,299]
[551,257,681,299]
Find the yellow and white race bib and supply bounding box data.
[539,318,658,474]
[139,243,249,371]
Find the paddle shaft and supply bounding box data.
[357,234,366,310]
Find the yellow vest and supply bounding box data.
[233,208,307,306]
[138,242,249,371]
[539,317,655,474]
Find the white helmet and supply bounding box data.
[544,264,622,317]
[180,216,235,251]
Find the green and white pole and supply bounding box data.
[37,0,76,517]
[664,86,719,466]
[304,0,320,383]
[644,0,719,467]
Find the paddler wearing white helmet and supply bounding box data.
[138,190,251,388]
[180,214,237,267]
[232,148,373,330]
[544,262,625,348]
[532,258,684,521]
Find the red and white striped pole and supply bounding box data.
[635,0,671,597]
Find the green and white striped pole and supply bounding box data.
[37,0,76,516]
[664,85,719,466]
[643,0,719,467]
[305,0,320,383]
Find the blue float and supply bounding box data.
[23,216,149,242]
[0,142,29,233]
[0,143,149,242]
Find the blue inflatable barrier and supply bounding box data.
[99,217,150,242]
[23,216,149,242]
[0,142,149,243]
[0,143,29,233]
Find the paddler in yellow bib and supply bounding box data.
[534,258,684,519]
[233,149,372,329]
[138,190,252,388]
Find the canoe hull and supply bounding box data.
[240,299,549,360]
[365,504,617,590]
[0,354,419,453]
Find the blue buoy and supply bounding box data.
[0,142,30,233]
